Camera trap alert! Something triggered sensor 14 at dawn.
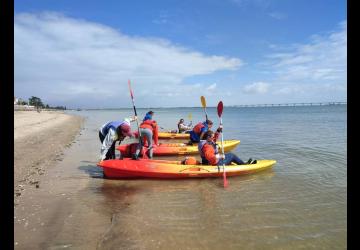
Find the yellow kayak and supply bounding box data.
[117,140,240,156]
[158,132,190,139]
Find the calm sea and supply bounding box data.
[63,105,346,249]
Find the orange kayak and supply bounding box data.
[117,140,240,157]
[158,132,190,139]
[97,158,276,179]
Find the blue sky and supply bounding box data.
[14,0,347,108]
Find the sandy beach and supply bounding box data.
[14,110,84,202]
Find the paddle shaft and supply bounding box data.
[128,80,143,149]
[217,100,228,188]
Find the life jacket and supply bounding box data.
[140,119,157,130]
[198,140,218,158]
[193,122,206,135]
[101,121,128,135]
[140,119,159,145]
[182,156,198,165]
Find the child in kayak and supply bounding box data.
[189,120,223,144]
[198,130,256,165]
[189,120,213,143]
[99,117,136,161]
[177,118,192,133]
[133,111,159,159]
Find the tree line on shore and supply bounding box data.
[16,96,67,110]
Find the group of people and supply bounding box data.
[99,111,256,166]
[99,111,158,161]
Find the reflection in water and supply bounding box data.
[89,169,277,250]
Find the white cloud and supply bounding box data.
[243,82,269,94]
[206,83,217,91]
[266,21,347,83]
[14,12,243,108]
[252,21,347,103]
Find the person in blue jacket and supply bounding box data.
[189,120,214,143]
[99,117,136,161]
[143,111,154,121]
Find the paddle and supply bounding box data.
[128,80,145,158]
[200,96,208,121]
[188,113,192,126]
[217,101,228,188]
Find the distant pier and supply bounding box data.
[233,102,347,108]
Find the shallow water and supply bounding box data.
[15,105,346,249]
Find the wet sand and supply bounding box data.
[14,110,113,249]
[14,111,84,200]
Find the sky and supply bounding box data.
[14,0,347,108]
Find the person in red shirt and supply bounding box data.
[132,112,159,159]
[198,130,256,165]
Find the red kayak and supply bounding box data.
[97,158,276,179]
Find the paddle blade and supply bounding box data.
[201,96,206,108]
[188,113,192,121]
[217,101,223,117]
[223,170,228,188]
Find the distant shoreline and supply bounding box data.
[70,102,347,110]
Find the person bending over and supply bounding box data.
[99,117,136,161]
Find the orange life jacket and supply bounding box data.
[200,142,218,165]
[193,122,205,135]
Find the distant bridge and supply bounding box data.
[233,102,347,107]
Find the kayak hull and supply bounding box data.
[97,158,276,179]
[158,132,190,139]
[117,140,240,157]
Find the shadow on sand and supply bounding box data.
[78,164,104,178]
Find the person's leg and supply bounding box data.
[201,157,209,165]
[99,131,105,143]
[224,153,245,165]
[108,141,116,159]
[142,129,153,158]
[133,129,144,159]
[117,141,124,159]
[100,131,113,160]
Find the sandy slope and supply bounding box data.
[14,111,84,201]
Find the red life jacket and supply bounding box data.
[140,119,157,130]
[140,119,159,145]
[193,122,205,135]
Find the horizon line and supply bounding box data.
[70,101,347,110]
